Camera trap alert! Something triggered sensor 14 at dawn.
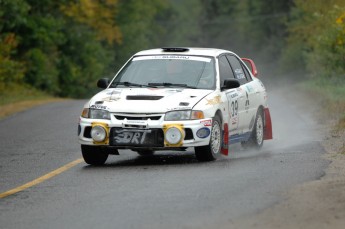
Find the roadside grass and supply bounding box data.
[298,77,345,156]
[0,84,65,119]
[298,77,345,129]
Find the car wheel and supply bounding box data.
[195,115,222,161]
[241,109,264,149]
[81,145,109,165]
[136,150,154,156]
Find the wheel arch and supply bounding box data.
[214,109,223,124]
[257,105,264,115]
[255,105,272,144]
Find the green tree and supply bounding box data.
[0,0,28,90]
[60,0,122,44]
[0,0,124,98]
[110,0,169,71]
[0,34,25,91]
[283,0,345,78]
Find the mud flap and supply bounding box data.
[263,108,273,140]
[221,123,229,156]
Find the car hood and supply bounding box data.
[87,88,213,113]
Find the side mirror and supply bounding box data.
[222,79,240,90]
[97,78,110,89]
[241,58,258,77]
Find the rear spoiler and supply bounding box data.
[241,58,258,77]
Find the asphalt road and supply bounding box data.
[0,87,328,229]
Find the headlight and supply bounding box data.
[164,110,205,121]
[81,108,110,120]
[164,110,191,121]
[90,109,110,119]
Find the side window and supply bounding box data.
[218,55,235,87]
[242,63,252,82]
[226,55,249,85]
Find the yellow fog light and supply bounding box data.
[91,122,109,144]
[163,124,184,146]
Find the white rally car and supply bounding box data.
[78,47,272,165]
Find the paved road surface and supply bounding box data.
[0,87,327,229]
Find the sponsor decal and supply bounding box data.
[235,69,243,74]
[114,129,151,144]
[132,55,212,63]
[226,91,239,99]
[166,89,183,93]
[196,127,211,138]
[206,95,221,105]
[200,119,212,126]
[246,85,254,93]
[106,89,122,95]
[167,107,193,111]
[230,92,238,98]
[102,89,123,101]
[245,91,250,111]
[125,120,147,125]
[236,73,245,79]
[235,68,245,79]
[156,55,190,60]
[90,104,108,110]
[101,96,121,102]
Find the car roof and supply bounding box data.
[134,47,236,58]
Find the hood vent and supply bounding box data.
[126,95,163,100]
[179,102,189,106]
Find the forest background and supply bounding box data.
[0,0,344,102]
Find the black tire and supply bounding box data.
[136,150,154,156]
[241,109,264,149]
[195,115,222,161]
[81,145,109,165]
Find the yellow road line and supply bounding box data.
[0,158,83,199]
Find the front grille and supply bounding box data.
[114,114,162,121]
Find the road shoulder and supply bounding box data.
[229,128,345,229]
[228,86,345,229]
[0,99,66,120]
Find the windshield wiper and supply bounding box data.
[148,82,196,89]
[110,81,156,88]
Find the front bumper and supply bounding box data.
[78,116,212,149]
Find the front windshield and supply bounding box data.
[111,55,216,89]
